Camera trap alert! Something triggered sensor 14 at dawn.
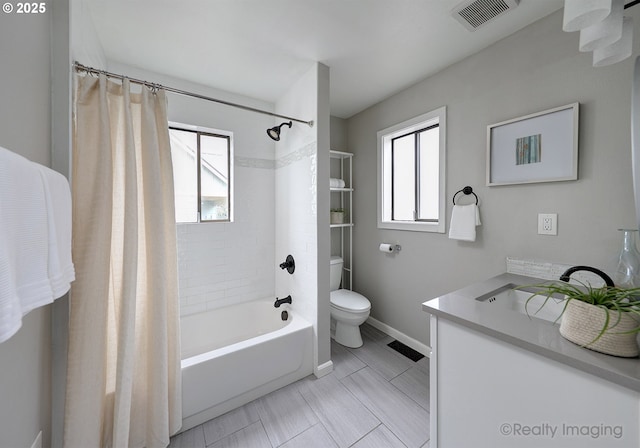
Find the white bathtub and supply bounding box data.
[180,299,313,431]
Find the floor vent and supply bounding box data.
[452,0,520,31]
[387,340,425,362]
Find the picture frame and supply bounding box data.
[486,102,579,186]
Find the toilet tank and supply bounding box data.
[329,256,344,291]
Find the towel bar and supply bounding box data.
[452,186,478,205]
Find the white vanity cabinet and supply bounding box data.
[430,317,639,447]
[424,273,640,448]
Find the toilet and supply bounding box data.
[330,256,371,348]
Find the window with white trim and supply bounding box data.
[378,107,446,233]
[170,125,233,223]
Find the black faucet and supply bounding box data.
[279,255,295,274]
[559,265,615,287]
[274,295,292,308]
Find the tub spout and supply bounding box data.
[274,295,292,308]
[559,265,615,287]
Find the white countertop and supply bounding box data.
[422,272,640,392]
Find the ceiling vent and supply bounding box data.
[452,0,520,31]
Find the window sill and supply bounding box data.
[377,220,444,233]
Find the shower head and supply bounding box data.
[267,121,292,141]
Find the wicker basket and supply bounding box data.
[330,211,345,224]
[559,299,640,358]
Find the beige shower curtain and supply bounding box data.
[65,74,181,448]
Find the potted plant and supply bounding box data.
[522,277,640,358]
[330,208,345,224]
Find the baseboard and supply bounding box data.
[30,431,42,448]
[314,360,333,378]
[366,317,431,357]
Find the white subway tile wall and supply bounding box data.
[178,143,318,319]
[177,164,275,316]
[275,142,318,327]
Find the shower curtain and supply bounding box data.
[64,74,181,448]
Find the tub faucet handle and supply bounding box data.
[274,295,292,308]
[279,255,295,274]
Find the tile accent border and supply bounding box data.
[506,257,607,286]
[234,156,275,170]
[276,142,317,169]
[233,141,317,170]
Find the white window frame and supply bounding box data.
[377,106,446,233]
[169,121,234,223]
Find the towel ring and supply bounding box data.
[452,186,478,205]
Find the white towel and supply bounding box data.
[330,178,345,188]
[36,164,75,302]
[0,147,51,342]
[448,204,481,242]
[0,147,75,343]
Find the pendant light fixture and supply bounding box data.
[579,0,624,52]
[562,0,636,67]
[593,16,634,66]
[563,0,612,32]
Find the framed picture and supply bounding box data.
[486,103,579,186]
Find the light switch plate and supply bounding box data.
[538,213,557,235]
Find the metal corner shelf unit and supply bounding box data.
[330,150,353,290]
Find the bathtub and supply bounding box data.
[180,299,313,431]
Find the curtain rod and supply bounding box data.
[73,62,314,127]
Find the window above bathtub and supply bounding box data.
[169,123,234,223]
[377,107,446,233]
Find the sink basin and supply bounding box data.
[475,283,566,323]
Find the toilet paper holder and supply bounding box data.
[379,243,402,253]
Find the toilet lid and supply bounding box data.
[330,289,371,312]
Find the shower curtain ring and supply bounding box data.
[149,83,160,94]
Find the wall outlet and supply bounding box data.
[538,213,557,235]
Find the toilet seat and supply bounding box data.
[330,289,371,312]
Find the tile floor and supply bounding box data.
[169,324,430,448]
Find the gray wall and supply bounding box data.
[0,5,53,448]
[347,8,640,348]
[331,116,348,152]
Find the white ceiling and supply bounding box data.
[85,0,563,118]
